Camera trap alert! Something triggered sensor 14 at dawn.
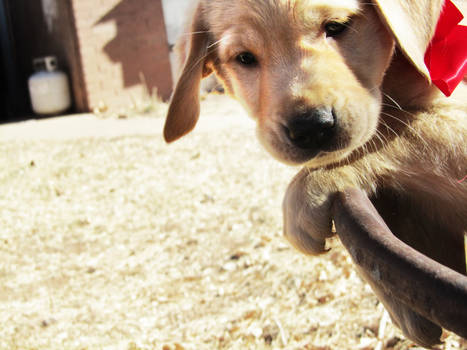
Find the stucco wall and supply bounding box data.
[161,0,192,81]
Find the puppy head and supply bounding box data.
[164,0,443,167]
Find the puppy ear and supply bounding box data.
[373,0,444,80]
[163,3,212,143]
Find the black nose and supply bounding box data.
[284,107,336,149]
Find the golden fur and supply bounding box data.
[164,0,467,345]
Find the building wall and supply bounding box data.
[7,0,173,115]
[161,0,192,81]
[71,0,173,111]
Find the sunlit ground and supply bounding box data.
[0,95,464,350]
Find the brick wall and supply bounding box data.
[71,0,173,111]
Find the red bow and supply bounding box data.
[424,0,467,97]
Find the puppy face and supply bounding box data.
[204,0,395,166]
[167,0,451,168]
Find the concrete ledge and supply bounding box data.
[0,96,253,141]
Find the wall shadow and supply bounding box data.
[96,0,173,99]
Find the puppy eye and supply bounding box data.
[236,52,258,66]
[324,21,349,37]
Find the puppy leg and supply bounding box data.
[371,188,467,275]
[357,266,442,347]
[367,188,466,346]
[283,169,335,255]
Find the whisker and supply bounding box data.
[181,42,224,79]
[343,22,359,34]
[383,93,403,111]
[380,111,430,150]
[207,36,229,49]
[369,138,380,155]
[375,129,390,146]
[180,30,212,37]
[379,120,399,140]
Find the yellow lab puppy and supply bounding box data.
[164,0,467,345]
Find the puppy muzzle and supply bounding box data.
[283,107,337,151]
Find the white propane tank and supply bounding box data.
[28,56,71,115]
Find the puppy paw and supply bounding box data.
[282,170,335,255]
[283,217,331,255]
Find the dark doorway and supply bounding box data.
[0,0,28,121]
[0,45,7,120]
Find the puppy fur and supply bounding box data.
[164,0,467,345]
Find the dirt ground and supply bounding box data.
[0,94,465,350]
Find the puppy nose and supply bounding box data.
[285,108,336,149]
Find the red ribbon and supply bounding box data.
[424,0,467,97]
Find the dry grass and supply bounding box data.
[0,96,464,350]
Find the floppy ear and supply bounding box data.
[163,3,213,143]
[373,0,444,80]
